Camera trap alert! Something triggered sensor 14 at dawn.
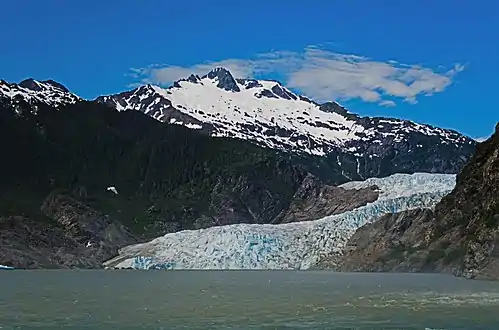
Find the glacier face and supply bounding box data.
[103,173,456,270]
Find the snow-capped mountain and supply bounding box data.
[0,69,476,179]
[97,68,367,156]
[103,173,456,270]
[96,67,475,178]
[0,78,80,111]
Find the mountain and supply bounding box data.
[0,78,80,111]
[0,73,482,269]
[330,123,499,280]
[96,67,476,179]
[0,99,380,268]
[0,72,476,180]
[103,173,455,270]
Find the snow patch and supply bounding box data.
[107,186,118,194]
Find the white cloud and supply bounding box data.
[130,45,464,106]
[474,136,489,142]
[379,100,396,107]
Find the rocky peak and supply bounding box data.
[138,84,156,94]
[271,83,297,100]
[202,67,240,92]
[319,102,349,116]
[186,74,201,84]
[19,78,44,91]
[0,78,80,110]
[172,74,202,88]
[17,78,69,93]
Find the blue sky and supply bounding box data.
[2,0,498,139]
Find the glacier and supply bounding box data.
[103,173,456,270]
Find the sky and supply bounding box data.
[1,0,498,139]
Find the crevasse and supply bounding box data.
[103,173,456,270]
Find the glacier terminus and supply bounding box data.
[103,173,456,270]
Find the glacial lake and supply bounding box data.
[1,270,499,329]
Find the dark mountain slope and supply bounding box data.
[0,100,310,237]
[333,122,499,280]
[0,100,382,268]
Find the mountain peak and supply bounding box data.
[207,66,231,75]
[202,67,240,92]
[19,78,44,91]
[0,78,80,109]
[18,78,70,93]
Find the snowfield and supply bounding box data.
[97,67,472,157]
[103,173,456,270]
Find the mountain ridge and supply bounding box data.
[0,99,390,268]
[0,68,476,181]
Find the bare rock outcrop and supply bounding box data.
[0,193,138,269]
[274,174,379,223]
[333,122,499,280]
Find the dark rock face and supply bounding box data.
[236,78,262,89]
[273,174,379,223]
[19,78,44,91]
[432,122,499,279]
[331,129,474,179]
[202,67,240,92]
[18,78,70,93]
[41,193,137,251]
[319,102,359,121]
[332,122,499,280]
[255,89,278,99]
[0,193,138,269]
[271,84,297,100]
[329,209,436,272]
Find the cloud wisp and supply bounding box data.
[130,45,464,106]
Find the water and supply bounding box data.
[1,271,499,329]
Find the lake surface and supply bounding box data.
[1,270,499,329]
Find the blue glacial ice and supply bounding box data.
[103,173,456,270]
